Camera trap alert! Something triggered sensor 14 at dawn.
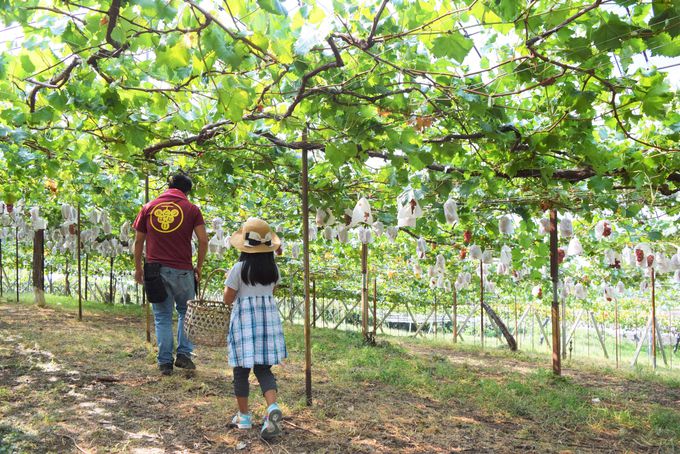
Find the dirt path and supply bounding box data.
[1,302,677,453]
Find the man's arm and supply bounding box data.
[193,224,208,282]
[134,231,146,284]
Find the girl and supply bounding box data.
[223,218,287,440]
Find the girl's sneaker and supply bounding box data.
[260,403,283,440]
[231,412,252,429]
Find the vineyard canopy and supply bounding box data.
[0,0,679,247]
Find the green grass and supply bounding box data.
[4,293,680,450]
[5,292,146,317]
[284,323,680,447]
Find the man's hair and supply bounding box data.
[168,173,192,194]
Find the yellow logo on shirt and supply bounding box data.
[150,202,184,233]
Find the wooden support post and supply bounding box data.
[514,295,518,348]
[64,257,70,296]
[651,268,657,370]
[144,174,151,343]
[373,277,377,339]
[549,209,561,375]
[33,228,45,307]
[77,204,82,320]
[301,139,312,406]
[0,238,3,296]
[452,286,458,344]
[109,255,114,304]
[562,296,567,360]
[480,260,484,348]
[15,226,19,303]
[312,279,316,328]
[84,253,89,301]
[361,242,369,341]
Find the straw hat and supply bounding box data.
[230,218,281,253]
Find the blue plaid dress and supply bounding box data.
[228,295,287,368]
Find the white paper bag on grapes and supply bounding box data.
[397,191,422,227]
[500,245,512,265]
[469,244,482,260]
[386,226,399,242]
[559,216,573,238]
[482,250,493,264]
[351,197,373,226]
[443,199,459,225]
[567,238,583,256]
[372,221,384,237]
[594,220,612,240]
[416,237,428,259]
[499,215,514,235]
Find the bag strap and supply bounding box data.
[199,268,229,300]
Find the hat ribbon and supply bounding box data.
[244,231,272,247]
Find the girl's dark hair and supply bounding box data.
[239,252,279,286]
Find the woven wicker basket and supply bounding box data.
[183,268,231,347]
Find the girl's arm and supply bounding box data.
[223,286,237,306]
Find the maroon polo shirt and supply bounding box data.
[133,189,205,270]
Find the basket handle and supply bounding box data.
[198,267,230,301]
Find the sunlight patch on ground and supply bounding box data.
[35,361,61,373]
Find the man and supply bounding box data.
[133,174,208,376]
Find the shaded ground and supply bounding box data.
[1,300,679,453]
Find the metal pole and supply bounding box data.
[549,209,561,375]
[669,307,673,370]
[480,259,484,349]
[434,291,437,338]
[302,139,312,406]
[15,226,19,303]
[453,286,458,344]
[77,204,82,320]
[615,298,620,369]
[651,268,657,370]
[373,276,377,338]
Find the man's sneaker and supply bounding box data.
[230,412,252,429]
[159,363,173,376]
[260,403,283,440]
[175,354,196,370]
